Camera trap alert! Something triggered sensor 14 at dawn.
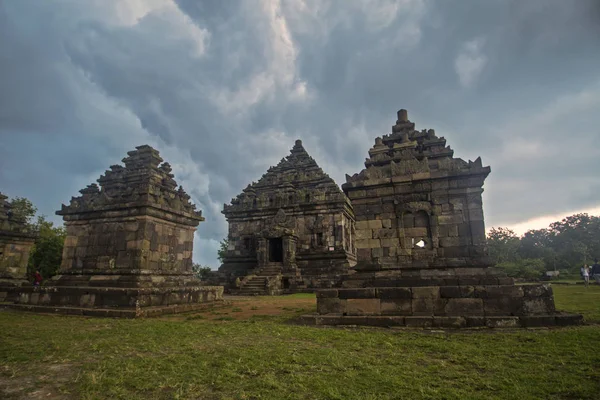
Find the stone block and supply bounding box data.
[484,298,524,316]
[382,219,392,229]
[357,248,371,260]
[355,239,371,249]
[439,237,461,248]
[380,238,400,248]
[555,314,584,326]
[317,298,346,314]
[522,297,555,315]
[316,289,338,298]
[368,220,383,229]
[485,317,520,328]
[482,286,524,299]
[437,215,463,225]
[371,248,384,259]
[355,229,373,240]
[403,228,429,237]
[365,316,398,327]
[445,298,484,316]
[412,287,440,298]
[404,316,433,327]
[433,316,467,328]
[522,284,552,298]
[519,316,556,328]
[412,297,447,316]
[356,221,370,230]
[345,298,381,316]
[338,288,376,299]
[377,287,412,299]
[375,229,397,239]
[380,299,412,315]
[466,316,485,327]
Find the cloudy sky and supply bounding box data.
[1,0,599,267]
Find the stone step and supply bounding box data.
[298,313,584,329]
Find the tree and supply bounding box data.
[217,238,230,264]
[192,263,212,280]
[9,197,37,226]
[28,216,66,280]
[498,258,546,280]
[519,228,557,271]
[487,227,520,264]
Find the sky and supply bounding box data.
[1,0,599,267]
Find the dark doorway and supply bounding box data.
[268,238,283,262]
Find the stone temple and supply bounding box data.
[301,110,582,328]
[218,140,356,295]
[4,145,223,317]
[0,193,37,288]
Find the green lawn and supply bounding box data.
[1,287,599,400]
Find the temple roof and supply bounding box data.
[57,145,203,221]
[223,140,349,214]
[343,109,491,189]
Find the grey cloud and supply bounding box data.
[1,0,599,267]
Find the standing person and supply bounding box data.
[592,259,600,285]
[33,270,42,287]
[582,264,590,288]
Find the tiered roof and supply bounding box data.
[343,109,491,190]
[223,140,349,215]
[57,145,203,221]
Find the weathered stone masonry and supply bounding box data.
[4,145,222,317]
[0,192,37,287]
[301,109,582,328]
[218,140,356,294]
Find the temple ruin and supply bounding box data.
[301,110,582,328]
[0,193,37,287]
[218,140,356,295]
[4,145,223,317]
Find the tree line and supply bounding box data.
[487,213,600,279]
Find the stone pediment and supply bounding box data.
[258,209,296,238]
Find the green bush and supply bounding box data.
[497,258,546,280]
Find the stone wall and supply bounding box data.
[59,215,195,278]
[0,192,37,286]
[0,235,36,285]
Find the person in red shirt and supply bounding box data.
[33,270,42,286]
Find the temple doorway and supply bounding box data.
[268,238,283,262]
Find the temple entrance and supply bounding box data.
[268,238,283,262]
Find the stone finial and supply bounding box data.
[295,139,303,147]
[397,109,408,122]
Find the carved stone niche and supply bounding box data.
[398,207,434,250]
[307,215,326,248]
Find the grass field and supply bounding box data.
[1,286,600,400]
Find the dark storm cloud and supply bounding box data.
[1,0,599,266]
